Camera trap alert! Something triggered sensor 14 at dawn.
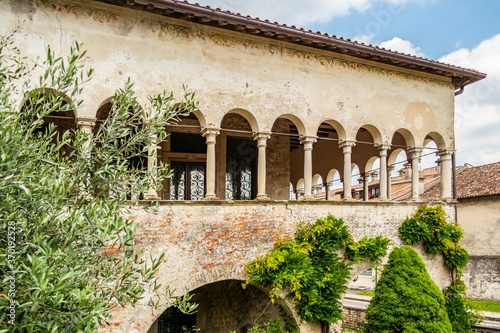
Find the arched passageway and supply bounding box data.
[147,280,296,333]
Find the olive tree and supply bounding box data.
[0,28,196,332]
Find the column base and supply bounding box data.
[145,190,160,200]
[255,195,271,201]
[203,195,219,201]
[301,195,316,201]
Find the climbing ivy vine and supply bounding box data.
[399,205,482,332]
[244,215,390,327]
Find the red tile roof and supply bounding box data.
[421,162,500,201]
[96,0,486,88]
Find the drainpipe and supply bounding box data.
[452,148,457,224]
[455,86,464,96]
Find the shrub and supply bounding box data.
[245,215,390,327]
[364,246,452,333]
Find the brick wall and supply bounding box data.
[104,201,455,332]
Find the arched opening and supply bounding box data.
[268,116,306,200]
[21,89,77,157]
[159,111,207,200]
[312,174,324,197]
[352,126,381,200]
[148,280,297,333]
[220,113,257,200]
[95,99,147,199]
[387,129,415,201]
[295,178,305,200]
[311,122,343,200]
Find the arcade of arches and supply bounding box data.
[38,104,455,203]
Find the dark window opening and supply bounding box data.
[158,307,196,333]
[170,132,206,154]
[225,137,257,200]
[169,162,206,200]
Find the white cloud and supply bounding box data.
[439,34,500,166]
[379,37,426,57]
[194,0,423,27]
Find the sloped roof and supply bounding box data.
[95,0,486,88]
[421,162,500,200]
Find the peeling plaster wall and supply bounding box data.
[1,0,455,149]
[458,196,500,301]
[104,201,454,333]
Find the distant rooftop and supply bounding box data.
[421,162,500,201]
[96,0,486,88]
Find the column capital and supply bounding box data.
[387,164,396,171]
[75,117,96,131]
[376,143,391,152]
[299,135,317,145]
[339,140,356,148]
[437,149,456,157]
[408,147,424,158]
[201,127,221,137]
[253,132,272,142]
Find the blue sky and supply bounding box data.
[194,0,500,167]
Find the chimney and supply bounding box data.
[371,171,379,182]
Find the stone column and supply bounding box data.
[438,149,455,201]
[340,140,356,200]
[253,132,271,200]
[377,144,390,200]
[387,165,395,200]
[145,132,161,200]
[363,172,369,201]
[202,128,220,200]
[409,148,423,201]
[300,136,317,200]
[325,181,332,200]
[76,117,96,155]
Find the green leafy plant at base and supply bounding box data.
[364,246,453,333]
[399,205,468,269]
[0,28,197,332]
[399,205,481,333]
[244,215,390,329]
[442,280,482,333]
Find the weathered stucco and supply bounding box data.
[458,195,500,301]
[1,0,455,149]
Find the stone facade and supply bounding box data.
[0,0,487,331]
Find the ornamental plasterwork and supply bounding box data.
[36,0,455,90]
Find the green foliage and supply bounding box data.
[443,280,482,333]
[399,205,480,331]
[0,28,197,332]
[245,215,390,325]
[399,205,468,269]
[245,317,299,333]
[365,246,453,333]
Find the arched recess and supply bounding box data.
[352,126,380,179]
[352,124,383,145]
[392,128,415,148]
[220,113,257,200]
[146,279,299,333]
[312,122,343,192]
[221,108,259,133]
[21,89,77,157]
[315,119,346,141]
[365,156,380,175]
[267,115,307,200]
[423,131,447,150]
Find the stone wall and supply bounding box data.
[104,200,455,333]
[341,307,366,332]
[462,256,500,302]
